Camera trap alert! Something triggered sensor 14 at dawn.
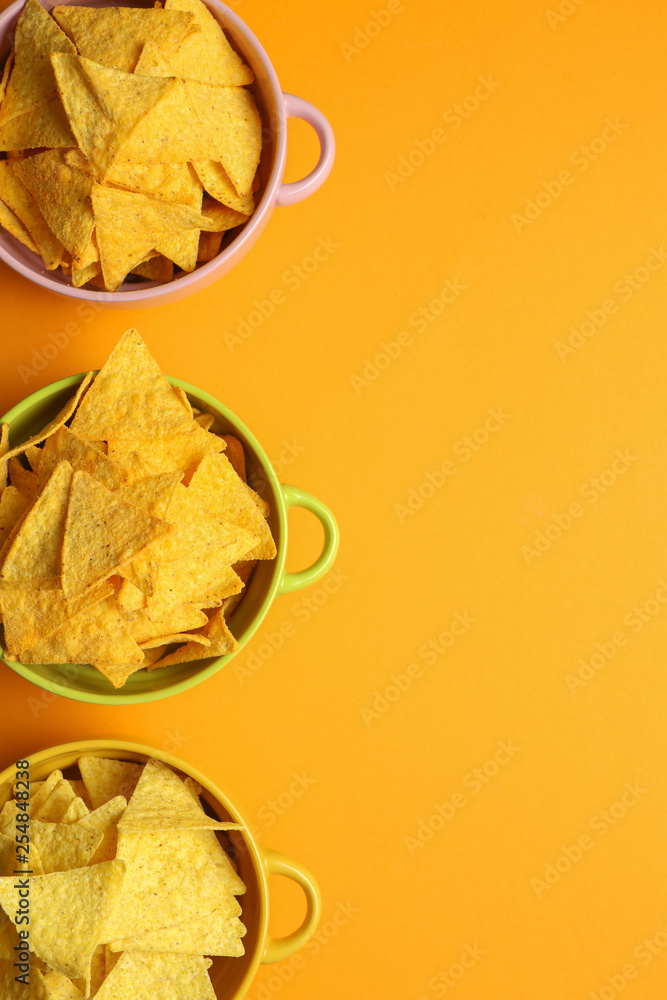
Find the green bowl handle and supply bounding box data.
[261,848,321,964]
[278,485,339,596]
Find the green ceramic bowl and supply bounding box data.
[0,739,322,997]
[0,375,339,704]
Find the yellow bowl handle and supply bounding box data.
[261,847,321,964]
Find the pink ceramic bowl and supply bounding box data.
[0,0,335,306]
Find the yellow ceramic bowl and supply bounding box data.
[0,739,321,997]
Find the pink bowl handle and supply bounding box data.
[276,94,335,207]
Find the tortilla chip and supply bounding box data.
[150,606,238,667]
[0,486,29,548]
[8,456,38,502]
[71,260,100,288]
[90,952,217,1000]
[1,461,73,586]
[123,602,207,643]
[131,255,174,282]
[61,471,171,597]
[0,197,39,254]
[0,96,74,150]
[40,969,85,1000]
[2,372,93,463]
[107,423,224,475]
[193,160,254,215]
[0,51,13,108]
[221,435,246,481]
[0,0,76,125]
[60,796,89,824]
[165,0,253,86]
[197,229,223,262]
[52,53,176,179]
[38,426,128,491]
[100,826,234,941]
[0,860,125,986]
[27,770,63,818]
[201,199,247,232]
[0,581,115,655]
[19,596,143,667]
[119,759,240,834]
[52,5,197,73]
[79,757,142,810]
[111,904,245,956]
[0,161,63,269]
[189,453,276,560]
[15,149,95,260]
[185,81,261,196]
[32,778,76,822]
[29,819,103,873]
[77,794,126,863]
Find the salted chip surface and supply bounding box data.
[77,794,126,863]
[61,471,171,597]
[29,819,102,873]
[0,160,63,269]
[52,54,176,180]
[118,759,241,833]
[79,757,141,809]
[2,372,92,463]
[32,778,76,822]
[94,952,217,1000]
[39,968,85,1000]
[1,461,73,586]
[185,81,261,196]
[151,607,238,668]
[110,904,245,956]
[107,424,224,476]
[0,0,76,124]
[15,149,94,260]
[193,160,254,215]
[52,6,197,73]
[1,581,114,654]
[0,96,74,151]
[70,330,194,441]
[0,860,125,985]
[100,827,239,941]
[165,0,253,86]
[19,596,143,667]
[0,197,39,253]
[38,426,127,491]
[189,452,276,560]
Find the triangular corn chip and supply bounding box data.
[110,904,245,956]
[0,0,76,125]
[184,81,261,196]
[92,952,217,1000]
[0,197,39,253]
[77,794,126,863]
[119,758,241,833]
[52,5,197,73]
[2,372,93,463]
[101,827,233,940]
[70,330,194,441]
[150,606,238,668]
[51,54,175,179]
[31,778,76,822]
[0,96,74,150]
[192,159,254,214]
[1,461,73,586]
[165,0,253,86]
[15,150,95,261]
[79,757,141,810]
[1,581,114,654]
[107,424,224,475]
[61,471,171,597]
[38,426,127,491]
[189,452,276,560]
[0,860,125,985]
[19,596,143,667]
[28,819,102,873]
[0,161,63,269]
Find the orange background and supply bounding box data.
[1,0,667,997]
